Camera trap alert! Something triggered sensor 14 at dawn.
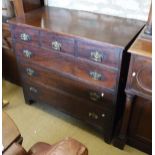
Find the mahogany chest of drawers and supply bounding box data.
[9,6,144,143]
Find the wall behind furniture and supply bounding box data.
[2,0,14,17]
[44,0,151,21]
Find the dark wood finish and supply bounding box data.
[2,23,21,85]
[2,24,12,49]
[113,26,152,154]
[126,55,152,98]
[18,61,114,109]
[113,94,134,148]
[77,40,120,68]
[40,31,75,55]
[2,48,21,85]
[11,25,40,46]
[23,79,112,130]
[2,0,43,85]
[75,58,117,90]
[127,97,152,153]
[22,79,114,143]
[9,7,144,47]
[9,6,144,143]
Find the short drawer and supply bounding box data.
[23,80,113,131]
[75,58,118,91]
[15,42,75,75]
[14,41,62,59]
[18,61,115,108]
[77,41,120,68]
[10,25,39,46]
[127,55,152,96]
[40,31,75,55]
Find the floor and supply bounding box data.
[2,80,148,155]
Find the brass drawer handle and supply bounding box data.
[89,112,105,120]
[89,92,104,102]
[101,113,105,118]
[20,33,31,41]
[52,41,61,51]
[26,68,35,76]
[90,51,103,62]
[23,49,32,58]
[89,71,102,80]
[89,112,99,120]
[29,87,37,93]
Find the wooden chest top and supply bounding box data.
[8,6,144,48]
[128,26,152,58]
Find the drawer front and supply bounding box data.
[15,41,64,59]
[18,61,115,108]
[23,80,113,131]
[10,25,39,46]
[15,42,117,91]
[15,42,75,75]
[128,55,152,96]
[40,31,75,55]
[77,41,120,68]
[75,59,117,91]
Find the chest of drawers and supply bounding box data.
[9,6,144,143]
[113,26,152,154]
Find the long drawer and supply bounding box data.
[22,79,113,132]
[18,61,115,109]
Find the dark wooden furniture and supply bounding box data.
[8,6,144,143]
[2,0,44,85]
[2,112,23,153]
[113,26,152,154]
[2,22,20,85]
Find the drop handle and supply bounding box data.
[89,92,104,102]
[26,68,35,76]
[90,51,103,62]
[23,49,32,58]
[88,112,106,120]
[101,113,105,118]
[89,112,98,119]
[52,41,61,51]
[89,71,102,80]
[20,33,31,41]
[29,87,38,93]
